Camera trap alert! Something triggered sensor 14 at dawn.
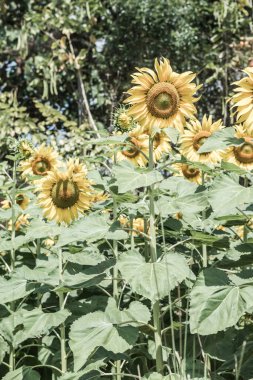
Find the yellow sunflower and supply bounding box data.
[20,144,58,178]
[18,140,34,159]
[172,162,202,184]
[222,122,253,170]
[180,115,225,163]
[230,67,253,124]
[36,162,94,224]
[116,125,149,166]
[115,108,135,131]
[1,193,30,210]
[119,215,147,236]
[124,57,200,132]
[8,214,30,231]
[151,131,171,162]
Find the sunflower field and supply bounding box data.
[1,1,253,380]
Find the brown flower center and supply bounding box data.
[193,131,211,151]
[16,194,25,206]
[51,179,79,209]
[147,82,180,119]
[234,141,253,163]
[181,164,200,179]
[122,137,141,158]
[32,157,51,175]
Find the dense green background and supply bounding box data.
[0,0,252,157]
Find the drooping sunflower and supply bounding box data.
[222,122,253,170]
[230,67,253,124]
[36,161,94,224]
[180,115,225,163]
[116,125,149,166]
[20,144,58,178]
[124,57,200,132]
[172,162,202,184]
[2,193,30,210]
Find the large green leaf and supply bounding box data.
[198,127,244,153]
[155,192,208,217]
[113,161,163,193]
[117,251,192,303]
[69,298,151,371]
[2,367,40,380]
[56,214,127,247]
[0,278,37,305]
[190,268,253,335]
[15,308,71,345]
[208,174,253,216]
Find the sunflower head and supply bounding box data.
[36,161,94,224]
[114,107,136,131]
[230,67,253,124]
[124,57,201,132]
[116,125,149,166]
[1,193,30,210]
[18,140,34,159]
[20,144,58,179]
[222,122,253,170]
[172,162,201,184]
[180,115,225,163]
[8,214,30,231]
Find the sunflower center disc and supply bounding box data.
[193,131,211,151]
[52,180,79,208]
[32,157,51,175]
[16,194,25,206]
[122,137,141,158]
[147,82,180,119]
[234,143,253,163]
[182,164,199,179]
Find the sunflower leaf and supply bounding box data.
[113,161,163,193]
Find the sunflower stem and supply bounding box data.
[201,171,207,268]
[58,248,67,374]
[9,159,17,371]
[113,156,121,380]
[148,136,163,373]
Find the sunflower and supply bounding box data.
[151,131,171,162]
[1,193,30,210]
[172,162,202,184]
[18,140,34,159]
[8,214,30,231]
[119,215,147,236]
[180,115,225,163]
[230,67,253,124]
[36,162,94,224]
[20,144,58,178]
[116,125,149,166]
[222,122,253,170]
[124,57,200,132]
[115,107,136,131]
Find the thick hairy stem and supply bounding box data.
[148,137,163,373]
[9,160,17,371]
[112,156,121,380]
[58,249,67,374]
[201,172,207,268]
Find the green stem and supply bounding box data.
[201,172,207,268]
[148,137,163,373]
[9,160,17,371]
[113,177,121,379]
[58,249,67,374]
